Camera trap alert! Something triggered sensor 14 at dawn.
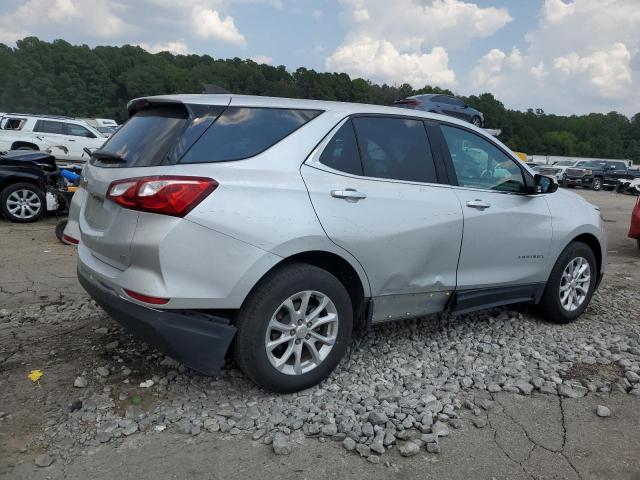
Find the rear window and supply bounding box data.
[180,107,321,163]
[352,116,437,183]
[97,107,187,167]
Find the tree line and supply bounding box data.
[1,37,639,162]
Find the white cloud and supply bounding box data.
[191,6,246,45]
[353,6,370,22]
[336,0,512,50]
[326,35,455,87]
[250,54,273,64]
[139,40,190,55]
[542,0,576,24]
[530,61,548,82]
[553,43,632,97]
[466,0,640,114]
[0,0,127,39]
[327,0,510,87]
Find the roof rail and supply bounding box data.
[1,112,76,120]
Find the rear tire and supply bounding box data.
[0,182,45,223]
[234,263,353,393]
[471,116,482,127]
[538,241,597,324]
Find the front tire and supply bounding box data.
[538,241,597,324]
[591,177,603,191]
[234,263,353,393]
[0,183,45,223]
[471,116,482,127]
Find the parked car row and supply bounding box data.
[533,159,640,193]
[0,113,118,162]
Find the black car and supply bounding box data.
[0,150,57,222]
[563,159,635,191]
[394,94,484,127]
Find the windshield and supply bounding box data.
[555,160,575,166]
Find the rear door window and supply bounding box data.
[319,120,363,175]
[34,120,66,135]
[97,107,188,167]
[180,107,321,163]
[352,116,437,183]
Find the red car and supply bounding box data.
[630,197,640,249]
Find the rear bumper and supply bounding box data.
[78,267,237,375]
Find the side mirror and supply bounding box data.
[534,174,558,194]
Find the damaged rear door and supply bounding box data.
[302,115,463,319]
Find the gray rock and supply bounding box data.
[398,441,420,457]
[368,411,388,426]
[34,454,54,467]
[432,421,450,437]
[273,432,291,455]
[95,366,109,377]
[558,384,588,398]
[341,436,356,451]
[367,454,380,464]
[426,442,441,454]
[473,417,487,428]
[596,405,611,418]
[122,423,138,436]
[204,419,220,433]
[73,376,88,388]
[356,444,371,457]
[125,405,145,421]
[625,371,640,383]
[321,423,338,436]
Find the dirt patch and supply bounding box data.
[561,362,624,383]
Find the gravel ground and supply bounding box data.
[1,189,640,478]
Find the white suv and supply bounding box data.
[0,114,105,162]
[66,95,607,392]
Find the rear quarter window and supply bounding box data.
[180,107,322,163]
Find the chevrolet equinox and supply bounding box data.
[65,95,607,392]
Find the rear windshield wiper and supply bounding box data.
[91,149,126,164]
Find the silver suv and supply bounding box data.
[65,95,606,392]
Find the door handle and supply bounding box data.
[68,139,76,142]
[331,189,367,201]
[466,199,491,210]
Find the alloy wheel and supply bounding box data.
[592,178,602,190]
[264,290,339,376]
[559,257,591,312]
[6,189,42,220]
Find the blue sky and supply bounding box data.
[1,0,638,115]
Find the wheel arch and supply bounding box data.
[10,141,40,151]
[570,232,603,280]
[244,249,371,332]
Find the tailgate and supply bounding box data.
[79,164,139,270]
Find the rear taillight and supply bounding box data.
[62,234,79,245]
[123,288,169,305]
[107,176,217,217]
